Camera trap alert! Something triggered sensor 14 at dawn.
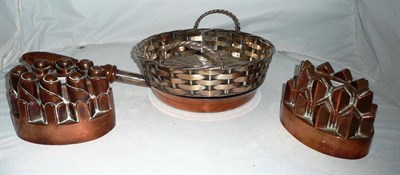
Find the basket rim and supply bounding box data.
[134,28,276,71]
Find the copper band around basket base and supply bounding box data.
[152,87,256,112]
[280,102,372,159]
[11,110,115,145]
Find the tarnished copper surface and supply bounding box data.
[152,87,256,112]
[8,56,116,145]
[280,60,377,159]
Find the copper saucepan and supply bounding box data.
[22,9,275,112]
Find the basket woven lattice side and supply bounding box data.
[135,29,274,97]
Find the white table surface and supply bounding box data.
[1,43,399,174]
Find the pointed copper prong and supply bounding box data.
[371,103,378,116]
[337,110,360,139]
[358,103,377,137]
[331,86,351,113]
[311,79,329,103]
[297,68,310,91]
[297,67,317,91]
[316,62,334,75]
[294,91,308,116]
[350,78,369,93]
[300,60,314,71]
[333,68,353,83]
[283,79,295,103]
[358,116,375,137]
[355,91,374,114]
[313,102,332,129]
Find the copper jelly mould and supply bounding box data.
[280,60,377,159]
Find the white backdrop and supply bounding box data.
[1,0,399,174]
[1,0,398,106]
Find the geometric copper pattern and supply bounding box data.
[8,56,116,145]
[280,60,377,159]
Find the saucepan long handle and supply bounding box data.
[21,52,149,87]
[115,69,148,87]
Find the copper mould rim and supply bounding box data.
[151,87,256,112]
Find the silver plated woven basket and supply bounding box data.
[134,9,275,98]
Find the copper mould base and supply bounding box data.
[280,60,377,159]
[280,103,372,159]
[11,110,115,145]
[152,87,256,112]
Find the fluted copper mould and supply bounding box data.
[8,55,116,145]
[280,60,378,159]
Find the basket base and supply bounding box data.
[280,101,372,159]
[152,88,256,112]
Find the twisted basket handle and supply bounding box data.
[193,9,241,33]
[159,41,224,68]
